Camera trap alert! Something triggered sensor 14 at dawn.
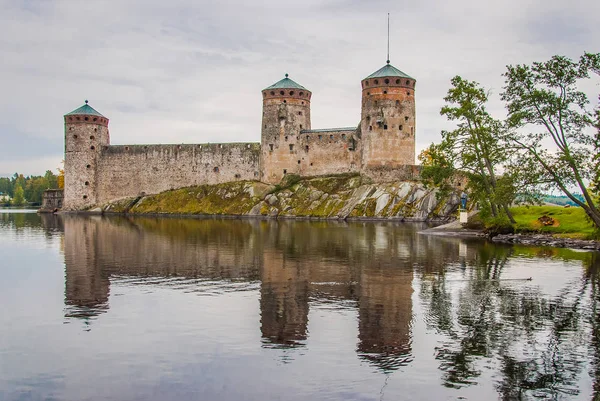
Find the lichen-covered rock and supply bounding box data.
[99,174,460,221]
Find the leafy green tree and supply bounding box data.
[44,170,58,189]
[12,184,25,206]
[24,177,48,204]
[439,76,515,223]
[501,53,600,229]
[418,142,456,201]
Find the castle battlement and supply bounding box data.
[63,62,416,211]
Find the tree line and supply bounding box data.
[0,169,64,206]
[419,52,600,231]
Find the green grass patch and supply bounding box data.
[510,205,598,239]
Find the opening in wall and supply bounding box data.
[214,167,219,173]
[283,169,287,174]
[235,173,241,179]
[411,127,414,135]
[289,144,294,152]
[329,135,334,140]
[305,145,309,152]
[269,144,274,151]
[318,135,322,140]
[84,181,89,186]
[297,160,301,164]
[400,125,403,130]
[83,195,88,199]
[342,134,346,139]
[383,125,388,130]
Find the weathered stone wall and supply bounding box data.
[40,189,64,211]
[64,116,110,210]
[261,88,312,184]
[360,76,416,168]
[95,143,260,205]
[363,165,422,183]
[294,128,362,177]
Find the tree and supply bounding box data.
[12,184,25,206]
[439,76,516,223]
[418,142,456,201]
[501,53,600,229]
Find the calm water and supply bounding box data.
[1,211,599,400]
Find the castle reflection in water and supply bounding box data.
[41,214,471,372]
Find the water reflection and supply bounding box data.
[29,214,600,398]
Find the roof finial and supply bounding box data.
[85,99,89,104]
[285,73,289,78]
[386,13,390,64]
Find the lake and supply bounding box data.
[1,210,599,400]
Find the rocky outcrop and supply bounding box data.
[99,174,460,221]
[491,233,600,250]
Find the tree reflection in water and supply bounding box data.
[421,244,600,399]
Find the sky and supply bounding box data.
[0,0,599,177]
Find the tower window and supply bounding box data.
[83,195,87,199]
[298,111,302,116]
[369,126,372,131]
[214,167,219,173]
[396,79,400,84]
[367,92,371,95]
[330,135,334,140]
[411,127,414,135]
[283,169,287,174]
[283,100,287,103]
[84,181,89,186]
[384,79,389,84]
[306,135,309,140]
[73,134,78,139]
[342,134,346,139]
[235,173,241,178]
[86,164,91,169]
[300,124,303,129]
[406,80,410,85]
[366,116,371,122]
[400,125,403,130]
[405,116,409,121]
[94,128,97,132]
[396,100,400,106]
[90,135,95,140]
[93,118,97,122]
[285,136,288,141]
[290,91,294,95]
[365,81,369,86]
[383,91,387,94]
[297,160,301,164]
[90,146,95,150]
[125,146,129,150]
[280,90,284,95]
[301,101,305,105]
[374,79,379,84]
[407,91,411,96]
[269,144,274,151]
[84,117,89,121]
[299,92,304,96]
[305,145,309,152]
[318,135,322,140]
[270,91,275,96]
[383,124,388,130]
[289,144,294,151]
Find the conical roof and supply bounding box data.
[264,74,308,91]
[65,100,105,117]
[364,62,414,80]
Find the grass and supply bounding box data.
[510,205,598,239]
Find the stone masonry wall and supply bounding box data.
[95,143,260,205]
[295,128,362,176]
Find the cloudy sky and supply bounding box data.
[1,0,598,176]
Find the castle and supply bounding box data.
[63,61,418,210]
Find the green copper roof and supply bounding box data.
[364,62,414,80]
[65,100,105,117]
[264,74,308,91]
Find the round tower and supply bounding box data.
[360,61,416,169]
[261,74,312,184]
[63,100,110,210]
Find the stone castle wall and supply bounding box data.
[94,143,261,205]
